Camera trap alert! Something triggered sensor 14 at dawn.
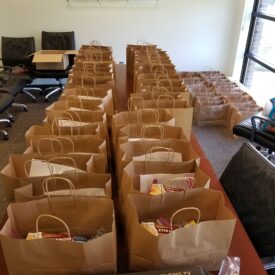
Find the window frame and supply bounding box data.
[240,0,275,83]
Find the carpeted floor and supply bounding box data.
[0,92,245,224]
[0,91,55,223]
[192,124,244,178]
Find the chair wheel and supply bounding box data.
[24,107,29,112]
[45,98,49,102]
[32,98,36,103]
[9,117,15,123]
[6,122,12,128]
[3,134,9,140]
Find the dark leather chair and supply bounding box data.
[233,115,275,158]
[220,142,275,273]
[33,31,75,101]
[1,36,41,104]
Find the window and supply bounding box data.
[240,0,275,107]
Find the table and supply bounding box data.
[116,64,267,275]
[0,64,267,275]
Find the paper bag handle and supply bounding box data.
[82,62,95,73]
[66,110,83,123]
[136,38,148,45]
[73,86,95,97]
[90,39,101,47]
[145,146,174,162]
[151,86,170,100]
[37,138,63,156]
[49,156,79,182]
[36,214,71,238]
[80,75,96,87]
[141,124,164,141]
[146,79,161,91]
[127,97,144,111]
[137,109,159,124]
[150,63,164,73]
[24,159,53,177]
[37,137,75,155]
[156,94,175,110]
[65,96,84,110]
[170,207,201,230]
[42,176,76,202]
[153,67,168,78]
[51,117,80,136]
[158,78,173,91]
[55,137,75,153]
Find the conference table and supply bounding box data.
[0,64,267,275]
[115,64,267,275]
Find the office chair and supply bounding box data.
[1,36,41,104]
[220,142,275,274]
[33,31,75,102]
[0,92,14,140]
[233,114,275,161]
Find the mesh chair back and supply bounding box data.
[1,36,35,67]
[41,31,75,51]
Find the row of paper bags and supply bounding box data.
[0,42,237,274]
[180,71,262,129]
[127,43,193,141]
[0,42,119,275]
[115,44,237,271]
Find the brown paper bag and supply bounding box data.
[25,122,106,146]
[43,110,108,140]
[72,59,113,73]
[26,136,107,156]
[0,153,106,201]
[45,98,104,115]
[15,173,112,202]
[62,86,114,116]
[117,124,187,146]
[0,196,116,275]
[120,160,210,202]
[124,189,236,271]
[68,72,114,85]
[128,96,193,140]
[131,90,190,106]
[46,110,106,124]
[116,139,200,184]
[194,98,230,125]
[112,109,175,152]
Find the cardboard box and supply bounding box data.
[32,50,78,70]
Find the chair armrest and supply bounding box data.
[0,65,12,73]
[251,115,275,141]
[0,66,12,86]
[261,256,275,271]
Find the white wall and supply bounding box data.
[0,0,246,76]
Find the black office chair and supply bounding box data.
[220,142,275,274]
[1,36,41,104]
[33,31,75,101]
[0,92,14,140]
[233,114,275,161]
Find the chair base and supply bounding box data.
[12,102,28,112]
[44,86,62,102]
[5,111,14,122]
[0,129,9,140]
[0,118,11,128]
[254,144,275,165]
[22,87,43,102]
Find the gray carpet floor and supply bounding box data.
[0,93,245,224]
[0,92,54,223]
[192,124,244,178]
